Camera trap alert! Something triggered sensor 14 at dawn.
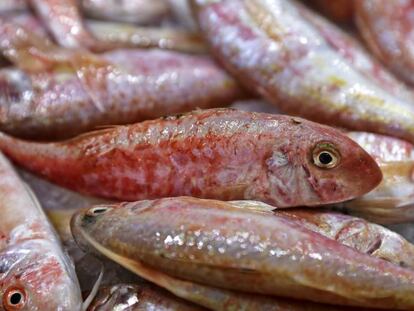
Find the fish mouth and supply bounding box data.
[70,211,95,254]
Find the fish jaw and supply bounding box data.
[0,240,82,311]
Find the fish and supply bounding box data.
[88,283,205,311]
[28,0,105,50]
[85,20,207,54]
[0,152,82,310]
[0,0,27,14]
[71,197,414,309]
[0,108,382,207]
[277,208,414,269]
[192,0,414,144]
[348,132,414,163]
[16,170,143,291]
[86,281,360,311]
[29,0,205,53]
[339,132,414,224]
[80,0,170,25]
[0,19,242,139]
[355,0,414,86]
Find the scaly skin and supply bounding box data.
[0,152,82,310]
[355,0,414,86]
[192,0,414,143]
[343,132,414,224]
[0,19,242,139]
[88,283,205,311]
[278,208,414,269]
[71,197,414,309]
[29,0,105,50]
[0,109,381,206]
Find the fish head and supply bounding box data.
[0,240,82,311]
[265,119,382,206]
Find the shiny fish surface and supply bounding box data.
[0,20,242,139]
[0,152,82,310]
[193,0,414,143]
[278,208,414,269]
[17,171,141,290]
[71,197,414,309]
[30,0,204,52]
[343,132,414,223]
[0,108,381,207]
[88,283,205,311]
[81,0,170,25]
[86,20,207,54]
[355,0,414,86]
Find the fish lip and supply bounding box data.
[70,210,93,253]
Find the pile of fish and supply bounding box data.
[1,0,414,310]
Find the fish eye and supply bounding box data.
[86,206,112,217]
[312,143,340,169]
[3,287,26,310]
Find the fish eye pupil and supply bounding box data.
[9,292,22,305]
[318,152,333,165]
[93,208,107,215]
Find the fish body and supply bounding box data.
[71,197,414,309]
[81,0,170,25]
[192,0,414,143]
[0,19,242,139]
[0,109,381,207]
[343,132,414,223]
[0,152,82,310]
[355,0,414,86]
[88,283,205,311]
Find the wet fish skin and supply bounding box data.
[0,19,242,139]
[355,0,414,86]
[71,197,414,309]
[0,108,382,207]
[81,0,170,25]
[192,0,414,143]
[342,132,414,224]
[277,208,414,270]
[29,0,105,50]
[0,152,82,310]
[88,283,205,311]
[86,20,207,54]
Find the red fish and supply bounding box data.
[0,108,381,207]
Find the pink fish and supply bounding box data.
[0,152,82,310]
[0,108,381,206]
[0,19,242,139]
[192,0,414,143]
[355,0,414,86]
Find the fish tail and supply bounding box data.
[0,131,79,182]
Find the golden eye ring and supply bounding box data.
[312,142,341,169]
[3,287,26,310]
